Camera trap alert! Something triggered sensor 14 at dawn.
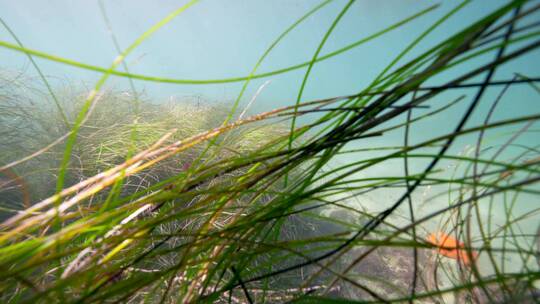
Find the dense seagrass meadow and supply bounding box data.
[0,0,540,303]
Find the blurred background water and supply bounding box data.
[0,1,537,105]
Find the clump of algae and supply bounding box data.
[0,74,287,213]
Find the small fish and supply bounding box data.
[499,170,513,180]
[499,155,539,180]
[427,232,478,266]
[523,155,540,166]
[181,162,191,171]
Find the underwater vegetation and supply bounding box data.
[0,0,540,303]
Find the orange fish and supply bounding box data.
[427,232,478,266]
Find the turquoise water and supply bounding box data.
[1,1,537,103]
[1,1,538,158]
[1,0,539,300]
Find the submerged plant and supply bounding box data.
[0,0,539,303]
